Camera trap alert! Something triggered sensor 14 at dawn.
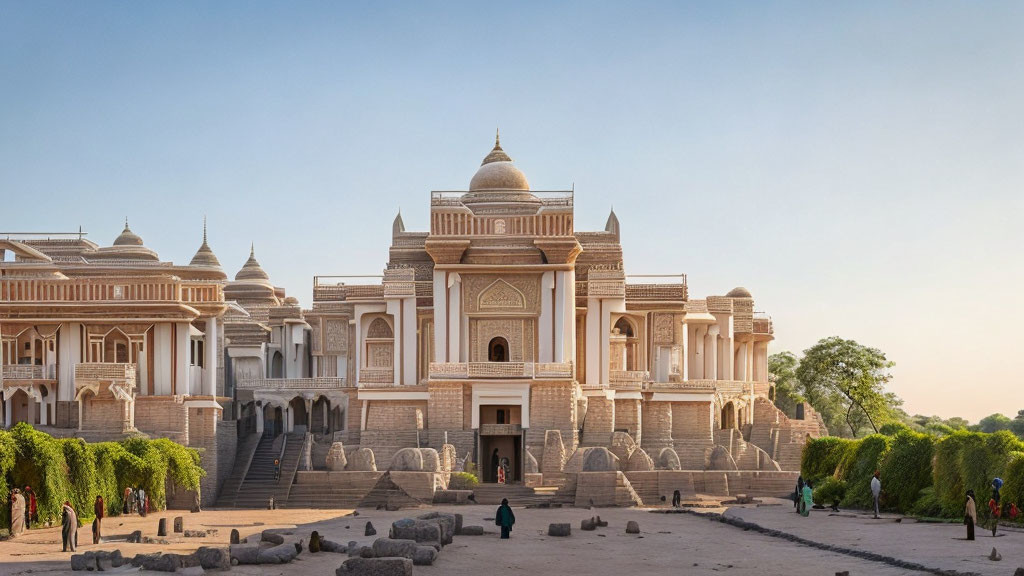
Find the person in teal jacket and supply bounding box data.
[800,481,814,517]
[495,498,516,539]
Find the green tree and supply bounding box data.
[1009,410,1024,439]
[977,413,1012,434]
[795,336,899,438]
[768,351,803,417]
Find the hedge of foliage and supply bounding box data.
[448,471,479,491]
[803,427,1023,521]
[0,423,204,529]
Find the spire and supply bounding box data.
[604,207,620,240]
[189,217,221,268]
[481,129,513,165]
[235,243,269,281]
[392,210,405,239]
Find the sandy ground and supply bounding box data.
[1,501,1019,575]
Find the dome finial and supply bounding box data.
[124,216,129,228]
[495,127,500,148]
[250,242,255,258]
[202,216,207,244]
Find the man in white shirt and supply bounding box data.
[870,471,882,519]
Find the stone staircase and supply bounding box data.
[284,472,384,509]
[213,433,261,508]
[471,483,555,506]
[357,430,423,468]
[232,432,303,508]
[713,428,781,471]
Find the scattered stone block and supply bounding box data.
[365,521,377,536]
[1012,568,1024,576]
[348,545,370,558]
[359,547,374,558]
[230,529,240,544]
[336,557,413,576]
[459,525,484,536]
[230,544,260,565]
[194,546,231,570]
[835,572,850,576]
[371,537,417,559]
[413,545,438,566]
[142,553,181,572]
[142,536,170,544]
[310,531,322,553]
[417,512,456,545]
[257,542,300,564]
[157,518,168,537]
[173,516,184,533]
[548,523,571,537]
[70,554,91,571]
[990,548,1002,561]
[389,518,442,549]
[184,529,207,538]
[130,553,161,567]
[595,516,608,527]
[321,538,347,553]
[581,518,596,531]
[626,521,640,534]
[126,530,143,543]
[262,530,287,545]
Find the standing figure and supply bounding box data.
[965,489,977,540]
[10,488,26,537]
[989,478,1002,537]
[24,486,37,529]
[491,449,500,483]
[144,494,150,516]
[800,480,813,517]
[495,498,516,539]
[672,489,682,507]
[794,476,804,513]
[92,495,105,544]
[137,488,146,516]
[870,471,882,518]
[122,487,131,514]
[61,501,78,552]
[274,459,281,482]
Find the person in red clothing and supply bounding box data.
[24,486,37,529]
[92,495,105,544]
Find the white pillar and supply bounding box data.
[58,323,82,402]
[708,325,719,380]
[403,297,416,385]
[432,271,447,363]
[256,405,265,436]
[175,322,190,395]
[204,317,218,397]
[680,320,689,380]
[539,271,554,363]
[694,325,706,379]
[585,297,601,386]
[447,274,462,362]
[153,324,173,395]
[39,391,48,426]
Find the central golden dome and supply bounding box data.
[468,131,530,192]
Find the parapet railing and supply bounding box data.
[2,365,57,380]
[236,377,350,390]
[428,361,574,380]
[0,278,222,305]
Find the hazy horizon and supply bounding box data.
[2,1,1022,422]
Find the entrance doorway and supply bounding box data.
[479,403,522,483]
[263,404,283,437]
[488,337,509,362]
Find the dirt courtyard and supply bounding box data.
[1,500,1020,575]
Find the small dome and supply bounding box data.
[726,287,752,298]
[189,221,222,269]
[283,296,299,305]
[235,244,270,281]
[468,131,530,192]
[113,219,144,246]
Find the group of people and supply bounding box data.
[121,486,149,516]
[7,486,37,536]
[491,449,511,484]
[964,478,1019,540]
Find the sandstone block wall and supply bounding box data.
[641,402,672,450]
[135,397,188,441]
[365,400,426,430]
[671,402,712,442]
[613,398,641,444]
[582,395,614,445]
[427,383,463,429]
[527,382,576,453]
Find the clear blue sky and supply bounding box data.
[2,1,1022,421]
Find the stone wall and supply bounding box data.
[427,382,463,429]
[581,395,614,445]
[671,402,712,442]
[624,470,799,503]
[135,397,188,443]
[526,382,576,453]
[80,391,129,432]
[641,402,672,450]
[613,398,641,443]
[365,400,426,430]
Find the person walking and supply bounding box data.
[10,488,26,537]
[989,478,1002,537]
[273,459,281,482]
[495,498,516,539]
[870,471,882,519]
[965,489,977,541]
[61,501,79,552]
[799,480,813,517]
[92,495,105,544]
[794,476,804,513]
[24,486,37,529]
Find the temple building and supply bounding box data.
[0,134,825,507]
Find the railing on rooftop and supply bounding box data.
[0,278,222,305]
[428,361,574,380]
[430,190,573,206]
[2,365,56,380]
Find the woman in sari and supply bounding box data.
[965,490,977,540]
[62,501,78,552]
[800,480,813,517]
[92,495,105,544]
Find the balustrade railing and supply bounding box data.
[237,377,350,390]
[1,365,59,379]
[428,361,574,380]
[359,368,395,384]
[0,278,222,304]
[74,363,137,388]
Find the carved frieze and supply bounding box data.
[461,273,540,314]
[324,319,348,354]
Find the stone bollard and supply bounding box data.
[309,530,321,553]
[230,529,240,544]
[365,521,376,536]
[625,521,640,534]
[336,557,413,576]
[413,545,438,566]
[459,525,484,535]
[173,516,183,533]
[581,518,596,531]
[548,523,571,537]
[595,515,608,527]
[157,518,168,537]
[127,530,143,543]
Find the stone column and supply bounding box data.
[539,271,554,363]
[707,325,719,380]
[255,405,264,436]
[204,317,218,396]
[447,274,461,362]
[432,270,447,363]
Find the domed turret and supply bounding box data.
[726,287,752,298]
[189,218,222,269]
[235,244,270,281]
[113,219,144,246]
[468,130,530,192]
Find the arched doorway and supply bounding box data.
[271,352,284,378]
[289,397,308,432]
[9,389,32,426]
[488,337,509,362]
[263,404,283,437]
[721,401,736,430]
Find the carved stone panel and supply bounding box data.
[462,274,541,314]
[367,342,394,369]
[324,319,348,354]
[653,313,675,345]
[469,318,535,362]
